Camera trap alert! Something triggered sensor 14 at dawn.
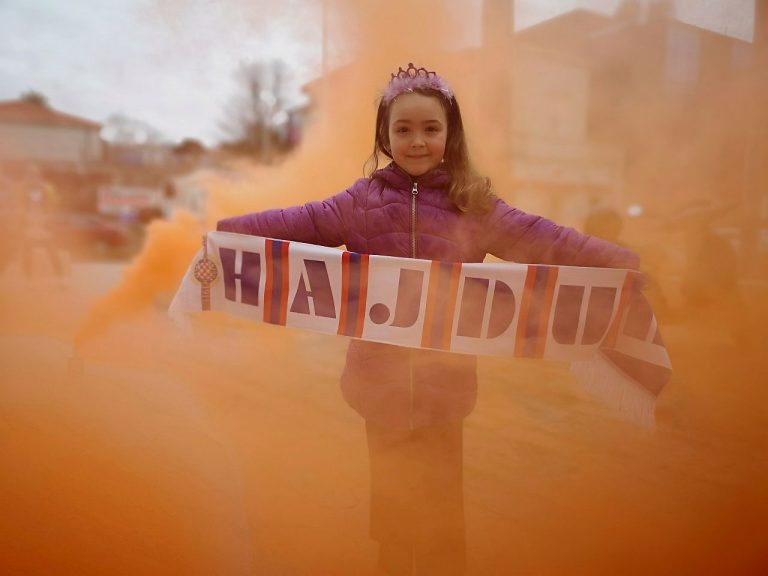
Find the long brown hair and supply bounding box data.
[364,88,492,214]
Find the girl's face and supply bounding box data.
[386,92,447,178]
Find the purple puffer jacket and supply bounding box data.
[217,163,639,429]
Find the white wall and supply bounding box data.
[0,123,102,164]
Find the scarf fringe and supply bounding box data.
[570,355,657,429]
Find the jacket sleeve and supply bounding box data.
[484,198,640,270]
[216,182,363,247]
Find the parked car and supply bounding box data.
[49,212,135,259]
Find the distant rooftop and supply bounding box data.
[517,9,614,44]
[516,3,754,46]
[0,100,101,129]
[515,6,753,60]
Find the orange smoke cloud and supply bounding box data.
[5,2,767,575]
[73,211,202,351]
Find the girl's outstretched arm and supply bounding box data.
[485,198,640,270]
[216,184,362,247]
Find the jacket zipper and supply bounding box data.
[409,180,418,429]
[410,181,418,259]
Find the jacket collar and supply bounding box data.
[373,162,449,191]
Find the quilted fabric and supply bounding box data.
[217,163,639,269]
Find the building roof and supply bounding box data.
[0,100,101,129]
[516,5,753,48]
[515,6,752,69]
[517,9,615,50]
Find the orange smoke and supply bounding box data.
[73,211,202,351]
[4,2,768,575]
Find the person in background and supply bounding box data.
[584,204,670,321]
[677,201,745,343]
[583,205,624,244]
[0,165,21,273]
[19,163,66,283]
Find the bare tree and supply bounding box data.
[20,90,49,107]
[220,59,295,161]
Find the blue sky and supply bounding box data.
[0,0,754,145]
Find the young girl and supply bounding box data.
[217,63,639,576]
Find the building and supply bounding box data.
[442,6,626,228]
[509,40,625,227]
[0,98,103,167]
[0,97,108,211]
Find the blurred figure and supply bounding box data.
[0,165,21,273]
[583,204,670,319]
[677,202,744,329]
[19,163,67,283]
[583,205,624,244]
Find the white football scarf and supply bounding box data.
[170,232,672,426]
